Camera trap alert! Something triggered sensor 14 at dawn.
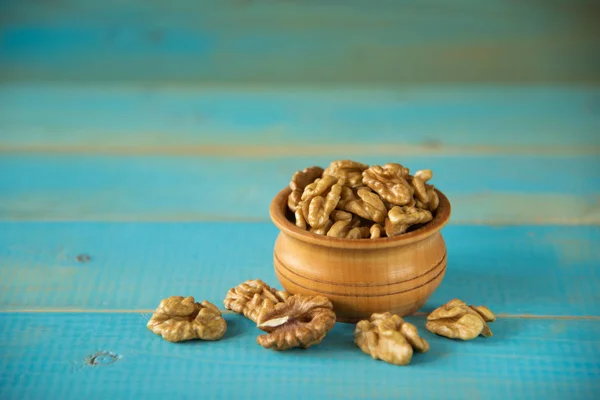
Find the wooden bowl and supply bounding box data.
[269,187,451,323]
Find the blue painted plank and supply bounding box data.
[1,85,599,151]
[0,155,598,223]
[1,223,598,316]
[1,1,599,83]
[0,313,598,399]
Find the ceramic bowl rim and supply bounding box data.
[270,187,451,249]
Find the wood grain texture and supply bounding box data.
[1,1,599,83]
[0,313,598,399]
[0,154,598,223]
[1,85,599,153]
[1,223,598,316]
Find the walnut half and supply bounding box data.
[426,299,496,340]
[288,166,324,212]
[147,296,227,342]
[223,279,290,323]
[256,294,336,351]
[355,312,429,366]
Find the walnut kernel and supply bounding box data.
[256,294,336,351]
[147,296,226,342]
[323,160,369,188]
[426,299,496,340]
[362,163,413,206]
[354,312,429,366]
[285,160,442,239]
[385,206,433,236]
[224,279,290,323]
[300,175,344,229]
[288,166,324,212]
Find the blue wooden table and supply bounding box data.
[1,1,599,399]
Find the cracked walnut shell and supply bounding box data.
[224,279,291,323]
[147,296,227,342]
[426,299,496,340]
[354,312,429,366]
[256,294,336,351]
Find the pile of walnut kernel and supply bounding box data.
[287,160,440,238]
[148,281,496,366]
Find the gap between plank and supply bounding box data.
[1,144,599,157]
[0,216,598,225]
[2,309,599,320]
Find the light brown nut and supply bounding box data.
[331,210,353,222]
[147,296,227,342]
[310,219,333,235]
[400,322,430,353]
[288,166,324,212]
[426,299,495,340]
[339,187,387,224]
[337,185,355,209]
[415,169,433,182]
[427,299,469,320]
[223,279,290,323]
[385,206,433,237]
[362,163,414,206]
[385,217,408,237]
[370,224,383,239]
[295,208,307,230]
[470,305,496,322]
[354,312,429,366]
[301,175,338,204]
[256,295,336,351]
[299,175,344,228]
[346,227,363,239]
[327,220,352,238]
[308,182,343,228]
[409,176,429,204]
[323,160,369,188]
[426,313,485,341]
[426,185,439,212]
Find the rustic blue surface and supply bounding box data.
[1,1,599,83]
[0,154,599,223]
[1,223,599,316]
[1,1,600,398]
[1,314,599,400]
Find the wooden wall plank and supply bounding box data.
[0,155,598,223]
[0,313,598,399]
[1,223,598,316]
[1,1,599,83]
[1,85,599,152]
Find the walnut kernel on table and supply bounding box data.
[426,299,496,340]
[286,160,441,239]
[223,279,290,323]
[147,296,227,342]
[354,312,429,366]
[255,294,336,351]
